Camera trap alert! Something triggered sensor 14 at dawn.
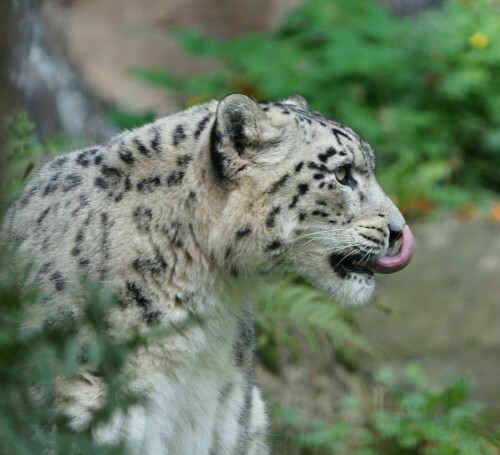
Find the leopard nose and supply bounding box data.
[388,228,403,247]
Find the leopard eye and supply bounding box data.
[334,165,356,187]
[334,166,348,184]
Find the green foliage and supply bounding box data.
[271,365,500,455]
[0,112,142,454]
[0,111,46,209]
[254,278,369,372]
[0,112,83,210]
[0,259,142,455]
[135,0,500,212]
[107,107,155,130]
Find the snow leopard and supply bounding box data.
[1,94,414,454]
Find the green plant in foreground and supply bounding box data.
[0,111,83,210]
[0,255,143,455]
[271,365,500,455]
[0,111,46,209]
[0,113,140,454]
[254,278,369,372]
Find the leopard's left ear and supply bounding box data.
[215,94,266,155]
[211,94,268,180]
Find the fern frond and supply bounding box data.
[254,278,370,355]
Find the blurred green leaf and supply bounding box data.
[107,107,155,130]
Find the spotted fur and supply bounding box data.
[1,94,406,454]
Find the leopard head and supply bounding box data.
[206,94,414,306]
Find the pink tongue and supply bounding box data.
[371,225,415,274]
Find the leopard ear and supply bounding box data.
[215,94,266,154]
[210,94,267,180]
[285,94,308,110]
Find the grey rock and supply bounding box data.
[358,218,500,404]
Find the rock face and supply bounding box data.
[4,0,299,139]
[6,0,115,140]
[41,0,299,115]
[39,0,442,115]
[357,218,500,404]
[5,0,443,138]
[0,1,17,121]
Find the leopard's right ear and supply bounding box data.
[210,94,267,180]
[284,94,308,110]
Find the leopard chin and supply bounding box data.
[326,268,376,307]
[322,225,414,306]
[294,255,375,308]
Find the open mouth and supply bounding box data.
[329,225,415,278]
[329,253,374,278]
